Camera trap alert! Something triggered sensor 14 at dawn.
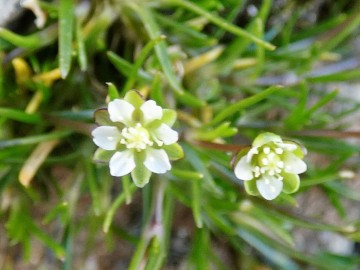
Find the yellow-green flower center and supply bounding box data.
[253,146,284,180]
[120,123,153,152]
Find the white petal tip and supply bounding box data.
[140,100,163,124]
[256,177,283,200]
[109,151,136,177]
[234,156,253,181]
[144,148,171,174]
[92,126,120,150]
[108,99,135,125]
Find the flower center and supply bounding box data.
[120,123,153,152]
[253,146,284,180]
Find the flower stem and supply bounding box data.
[128,177,166,270]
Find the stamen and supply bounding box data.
[277,161,284,168]
[261,158,269,165]
[253,166,261,177]
[120,123,153,151]
[263,147,270,154]
[275,148,283,154]
[268,152,275,160]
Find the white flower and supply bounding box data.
[92,90,183,187]
[234,133,307,200]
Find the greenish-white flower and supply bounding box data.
[234,133,307,200]
[92,90,183,187]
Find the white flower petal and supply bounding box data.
[140,100,163,124]
[108,99,135,125]
[92,126,121,150]
[153,124,178,145]
[109,150,136,177]
[234,156,253,180]
[253,132,282,148]
[283,152,307,174]
[276,142,297,151]
[246,147,259,162]
[144,148,171,174]
[256,176,283,200]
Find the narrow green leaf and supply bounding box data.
[254,18,265,77]
[305,90,338,118]
[107,82,120,100]
[59,0,74,78]
[130,4,183,95]
[145,237,166,270]
[62,224,74,270]
[123,35,166,92]
[182,143,222,195]
[154,13,215,46]
[320,12,360,52]
[325,181,360,201]
[84,159,102,215]
[285,82,309,130]
[130,4,204,108]
[128,232,151,270]
[217,18,258,73]
[0,52,3,97]
[42,202,69,225]
[307,68,360,82]
[0,108,41,124]
[103,183,137,233]
[196,122,237,141]
[107,51,152,81]
[208,207,237,235]
[122,174,133,205]
[191,178,203,228]
[236,228,299,270]
[150,73,165,107]
[209,85,281,126]
[166,0,276,50]
[75,19,87,71]
[31,222,65,259]
[0,27,41,48]
[0,130,71,149]
[189,229,210,269]
[170,168,203,180]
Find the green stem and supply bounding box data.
[123,35,166,93]
[128,178,166,270]
[103,183,137,233]
[165,0,276,50]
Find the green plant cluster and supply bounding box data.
[0,0,360,269]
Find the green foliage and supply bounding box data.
[0,0,359,269]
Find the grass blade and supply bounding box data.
[59,0,74,78]
[166,0,276,50]
[209,85,281,126]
